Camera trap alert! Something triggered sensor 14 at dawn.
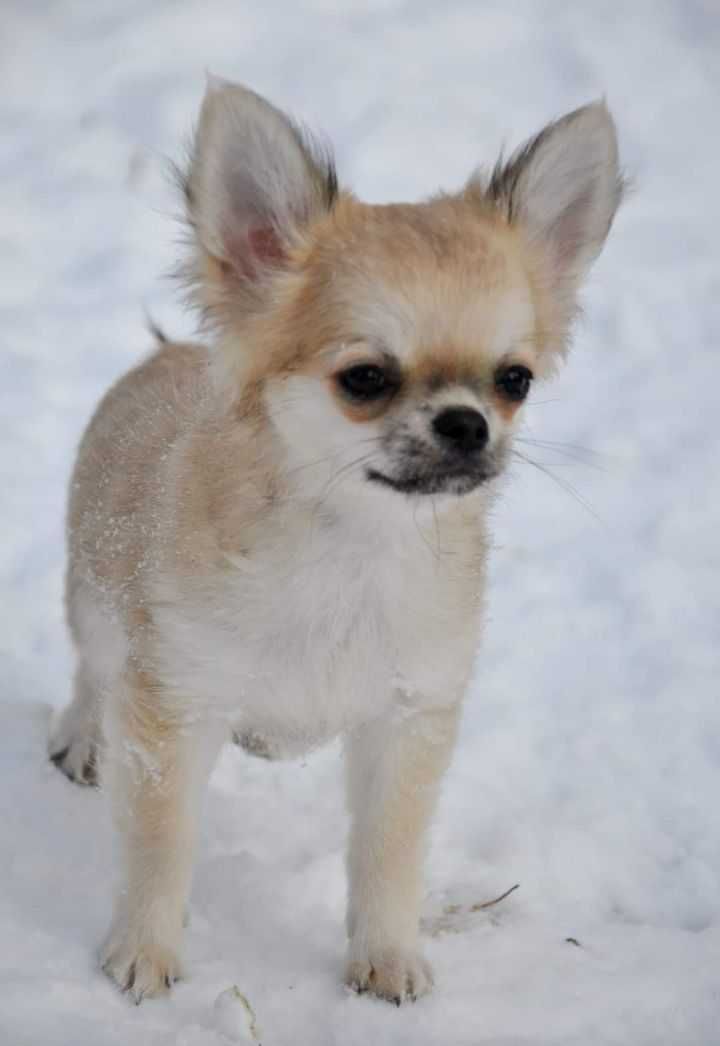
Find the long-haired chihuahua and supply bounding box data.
[49,77,622,1004]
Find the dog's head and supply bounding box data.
[181,78,622,502]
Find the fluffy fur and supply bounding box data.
[49,78,622,1004]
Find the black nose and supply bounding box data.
[432,407,489,454]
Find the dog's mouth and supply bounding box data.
[366,466,497,496]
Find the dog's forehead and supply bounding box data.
[314,199,536,374]
[343,247,535,375]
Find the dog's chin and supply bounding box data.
[366,466,496,497]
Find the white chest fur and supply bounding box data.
[153,494,484,755]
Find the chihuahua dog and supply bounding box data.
[49,78,622,1004]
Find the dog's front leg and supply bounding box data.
[101,673,224,1003]
[344,700,460,1004]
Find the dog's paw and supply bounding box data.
[49,729,99,786]
[231,728,277,760]
[48,703,101,786]
[101,934,182,1004]
[345,948,434,1005]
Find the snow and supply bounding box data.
[2,1,719,1043]
[213,986,260,1041]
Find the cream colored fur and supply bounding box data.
[49,79,621,1004]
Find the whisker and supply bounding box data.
[511,449,607,529]
[431,498,442,554]
[516,460,600,469]
[282,437,385,479]
[412,501,442,562]
[518,436,600,454]
[515,437,605,471]
[312,450,381,512]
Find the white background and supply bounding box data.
[1,1,719,1043]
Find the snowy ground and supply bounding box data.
[2,1,719,1043]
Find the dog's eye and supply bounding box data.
[337,364,392,401]
[495,365,533,402]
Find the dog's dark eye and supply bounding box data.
[495,365,533,402]
[337,364,391,401]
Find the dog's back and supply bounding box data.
[66,340,208,643]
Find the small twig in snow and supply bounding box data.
[469,883,520,912]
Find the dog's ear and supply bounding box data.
[181,76,337,315]
[479,101,623,293]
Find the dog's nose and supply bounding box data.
[432,407,489,454]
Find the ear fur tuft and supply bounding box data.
[177,78,338,325]
[482,101,624,288]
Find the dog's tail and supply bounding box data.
[144,311,170,346]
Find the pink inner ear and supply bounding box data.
[248,225,286,265]
[222,224,286,282]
